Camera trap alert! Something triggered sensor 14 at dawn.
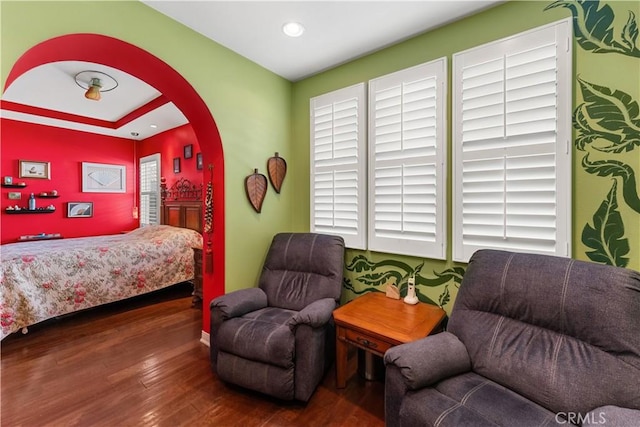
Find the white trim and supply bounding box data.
[200,330,210,347]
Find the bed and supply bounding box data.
[0,178,204,340]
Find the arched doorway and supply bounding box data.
[4,33,225,336]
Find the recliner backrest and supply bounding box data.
[448,249,640,415]
[259,233,344,311]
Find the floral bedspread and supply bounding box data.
[0,225,203,340]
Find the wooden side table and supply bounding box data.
[333,291,446,388]
[192,247,203,307]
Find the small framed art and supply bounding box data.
[67,202,93,218]
[173,157,181,173]
[184,144,193,159]
[19,160,50,179]
[196,153,203,170]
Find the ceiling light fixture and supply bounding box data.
[282,22,305,37]
[74,70,118,101]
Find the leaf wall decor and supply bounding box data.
[545,0,640,58]
[267,152,287,193]
[343,254,466,308]
[581,180,630,267]
[576,78,640,152]
[244,169,267,213]
[581,155,640,213]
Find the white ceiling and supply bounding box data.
[142,0,504,82]
[1,1,503,140]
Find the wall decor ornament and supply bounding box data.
[196,152,203,170]
[184,144,193,159]
[67,202,93,218]
[81,162,125,193]
[267,152,287,193]
[244,168,267,213]
[19,160,50,179]
[204,164,214,273]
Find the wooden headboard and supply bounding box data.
[160,178,203,234]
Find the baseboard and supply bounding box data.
[200,330,210,347]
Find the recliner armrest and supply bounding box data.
[583,406,640,427]
[383,331,471,390]
[288,298,336,329]
[210,287,267,319]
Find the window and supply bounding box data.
[452,19,572,262]
[139,153,161,227]
[310,83,367,249]
[368,58,447,259]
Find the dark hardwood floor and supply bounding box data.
[1,284,385,426]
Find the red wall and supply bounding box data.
[138,123,202,189]
[1,119,138,243]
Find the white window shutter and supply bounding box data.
[453,19,572,262]
[310,83,367,249]
[140,153,161,226]
[368,58,447,259]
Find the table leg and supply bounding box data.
[336,327,348,388]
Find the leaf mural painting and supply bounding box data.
[582,180,630,267]
[582,155,640,214]
[575,77,640,153]
[545,0,640,58]
[343,254,465,308]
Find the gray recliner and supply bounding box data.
[384,249,640,426]
[210,233,344,402]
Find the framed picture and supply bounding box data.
[19,160,50,179]
[196,153,203,170]
[173,157,181,173]
[3,176,12,185]
[184,144,193,159]
[82,162,126,193]
[67,202,93,218]
[8,192,21,200]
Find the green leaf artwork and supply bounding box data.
[545,0,640,58]
[344,255,465,308]
[582,180,630,267]
[575,77,640,153]
[582,155,640,214]
[573,105,614,151]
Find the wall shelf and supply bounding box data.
[5,209,56,214]
[18,233,63,242]
[1,184,27,189]
[37,194,60,198]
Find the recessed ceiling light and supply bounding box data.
[282,22,305,37]
[150,124,158,129]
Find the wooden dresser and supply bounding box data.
[192,247,203,308]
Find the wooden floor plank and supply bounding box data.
[1,285,385,426]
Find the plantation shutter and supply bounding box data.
[140,154,161,227]
[368,58,447,259]
[310,83,366,249]
[452,19,572,262]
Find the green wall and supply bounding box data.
[291,0,640,311]
[0,1,294,294]
[3,1,638,312]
